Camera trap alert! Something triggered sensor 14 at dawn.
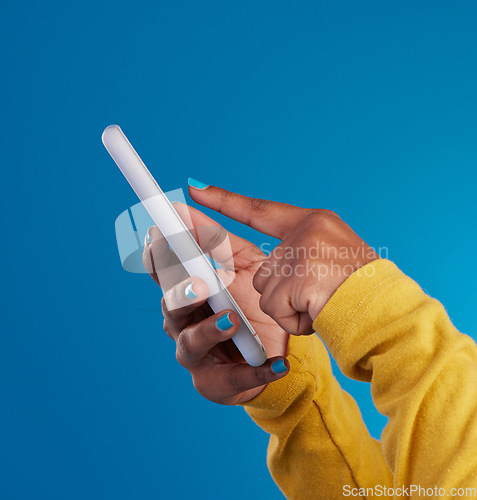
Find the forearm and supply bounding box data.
[314,259,477,489]
[242,334,393,499]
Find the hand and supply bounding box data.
[188,181,380,336]
[142,202,289,405]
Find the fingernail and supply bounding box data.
[271,359,288,374]
[185,281,197,299]
[216,312,233,331]
[147,226,163,244]
[146,228,152,244]
[188,177,209,190]
[144,234,150,248]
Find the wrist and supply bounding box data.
[237,335,315,411]
[307,254,381,321]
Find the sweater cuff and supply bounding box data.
[312,259,420,379]
[239,334,322,418]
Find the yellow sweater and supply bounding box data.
[243,259,477,499]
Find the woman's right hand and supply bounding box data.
[142,203,290,405]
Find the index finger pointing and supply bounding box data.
[187,180,313,240]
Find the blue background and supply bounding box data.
[1,1,476,498]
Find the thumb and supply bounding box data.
[187,178,313,240]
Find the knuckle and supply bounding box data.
[163,284,188,316]
[258,294,272,316]
[142,247,153,273]
[175,346,184,366]
[149,236,168,259]
[201,225,228,255]
[175,335,190,367]
[193,322,209,347]
[163,318,174,339]
[262,292,283,319]
[253,367,268,386]
[249,198,270,213]
[255,258,273,282]
[254,262,268,281]
[252,271,263,292]
[228,370,244,393]
[303,210,340,232]
[242,198,271,228]
[320,208,340,219]
[161,297,170,316]
[219,189,234,203]
[309,207,339,217]
[302,282,322,306]
[303,210,324,224]
[162,295,183,320]
[162,290,174,313]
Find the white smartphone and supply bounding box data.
[102,125,267,367]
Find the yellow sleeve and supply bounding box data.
[313,259,477,492]
[242,333,393,499]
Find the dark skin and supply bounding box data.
[143,205,289,405]
[143,185,379,405]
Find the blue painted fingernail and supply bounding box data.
[146,227,153,244]
[185,282,197,299]
[271,359,288,374]
[188,177,209,190]
[216,312,233,331]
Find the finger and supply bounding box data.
[188,180,314,240]
[142,227,164,283]
[259,281,314,336]
[252,257,275,294]
[172,201,263,269]
[252,243,293,293]
[176,310,239,368]
[215,267,235,291]
[162,277,209,339]
[143,226,188,290]
[207,357,290,399]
